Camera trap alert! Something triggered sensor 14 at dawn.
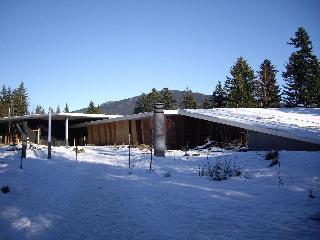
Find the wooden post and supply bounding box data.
[149,128,153,170]
[75,143,78,164]
[65,117,69,148]
[38,128,41,145]
[150,143,153,171]
[48,108,52,159]
[128,133,131,168]
[21,144,26,169]
[128,120,131,168]
[8,107,11,144]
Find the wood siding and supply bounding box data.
[86,115,244,149]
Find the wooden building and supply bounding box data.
[72,108,320,151]
[71,110,245,150]
[1,108,319,151]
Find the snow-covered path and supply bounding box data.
[0,146,319,239]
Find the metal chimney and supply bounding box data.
[153,103,166,157]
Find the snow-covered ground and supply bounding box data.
[0,145,319,239]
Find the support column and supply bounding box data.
[65,117,69,148]
[48,109,52,159]
[37,128,41,145]
[153,103,166,157]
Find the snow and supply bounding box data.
[0,113,116,123]
[179,108,320,145]
[73,110,179,128]
[0,145,320,239]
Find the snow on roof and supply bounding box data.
[179,108,320,145]
[71,110,179,128]
[163,110,179,115]
[0,113,117,122]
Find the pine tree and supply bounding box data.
[0,91,3,117]
[283,27,320,107]
[225,57,256,107]
[56,105,61,113]
[147,88,161,111]
[181,88,197,109]
[87,101,95,113]
[64,103,70,113]
[134,88,163,114]
[0,85,8,117]
[96,104,102,114]
[12,82,29,116]
[86,100,102,114]
[35,105,45,114]
[255,59,281,107]
[0,86,13,117]
[211,81,227,107]
[134,93,150,114]
[202,97,212,109]
[160,88,176,110]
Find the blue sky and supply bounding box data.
[0,0,319,112]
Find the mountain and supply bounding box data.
[76,90,210,115]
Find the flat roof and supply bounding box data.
[71,110,179,128]
[179,108,320,145]
[0,113,121,123]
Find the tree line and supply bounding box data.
[134,87,198,113]
[0,82,29,117]
[0,81,103,116]
[134,27,320,112]
[210,27,320,108]
[0,82,71,116]
[1,27,319,117]
[33,103,71,114]
[0,83,104,116]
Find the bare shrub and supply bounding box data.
[201,160,241,181]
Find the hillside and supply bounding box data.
[76,90,210,115]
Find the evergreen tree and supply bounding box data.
[225,57,256,107]
[87,101,95,113]
[64,103,70,113]
[282,27,320,107]
[181,88,197,109]
[147,88,161,111]
[0,85,8,117]
[86,100,102,114]
[211,81,227,107]
[0,91,3,117]
[0,86,13,117]
[35,105,45,114]
[56,105,61,113]
[12,82,29,116]
[134,93,150,114]
[202,97,212,109]
[134,88,163,114]
[255,59,281,107]
[96,104,102,114]
[160,88,176,110]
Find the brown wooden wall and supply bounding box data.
[86,115,244,149]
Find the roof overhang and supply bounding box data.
[179,108,320,145]
[70,110,179,128]
[0,113,120,123]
